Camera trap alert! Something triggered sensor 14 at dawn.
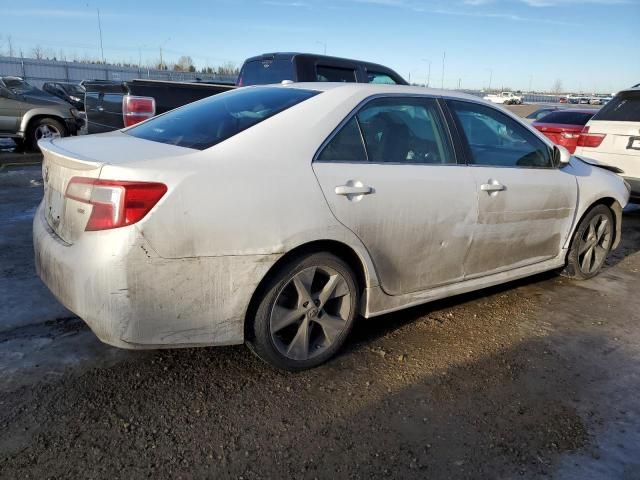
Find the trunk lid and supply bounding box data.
[39,132,194,244]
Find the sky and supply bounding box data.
[0,0,639,93]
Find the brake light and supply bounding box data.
[560,132,580,139]
[577,126,606,148]
[122,95,156,127]
[65,177,167,231]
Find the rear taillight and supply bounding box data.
[577,126,606,148]
[122,95,156,127]
[65,177,167,231]
[560,132,580,139]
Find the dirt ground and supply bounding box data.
[1,162,639,479]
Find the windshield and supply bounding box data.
[63,84,85,96]
[126,86,318,150]
[2,78,38,95]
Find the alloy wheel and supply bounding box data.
[34,124,62,141]
[269,266,352,361]
[577,213,612,275]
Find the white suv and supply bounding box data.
[575,87,640,201]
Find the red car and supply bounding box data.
[532,109,596,153]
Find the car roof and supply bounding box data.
[274,81,484,102]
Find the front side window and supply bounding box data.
[448,100,552,168]
[316,66,357,83]
[126,87,318,150]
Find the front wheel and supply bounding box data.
[27,117,67,151]
[247,252,359,371]
[562,204,614,280]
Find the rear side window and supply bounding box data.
[238,59,295,86]
[317,118,367,162]
[367,72,397,85]
[126,87,318,150]
[593,91,640,122]
[316,66,357,83]
[536,111,594,125]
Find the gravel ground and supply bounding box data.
[0,165,639,479]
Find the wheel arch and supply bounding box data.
[20,110,69,136]
[566,197,622,253]
[244,239,370,340]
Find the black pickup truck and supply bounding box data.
[84,53,407,133]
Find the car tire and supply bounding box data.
[246,252,359,371]
[26,117,67,152]
[562,204,614,280]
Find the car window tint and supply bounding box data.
[448,100,552,168]
[238,59,295,86]
[126,87,318,150]
[356,97,455,164]
[592,91,640,122]
[537,111,594,125]
[367,72,397,85]
[317,117,367,162]
[316,66,357,83]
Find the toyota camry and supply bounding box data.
[34,83,630,370]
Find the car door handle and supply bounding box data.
[480,183,506,192]
[335,185,373,196]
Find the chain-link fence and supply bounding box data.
[0,56,236,88]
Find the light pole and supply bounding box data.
[316,41,327,55]
[441,51,446,89]
[159,37,171,70]
[96,8,105,63]
[487,68,493,91]
[422,58,431,88]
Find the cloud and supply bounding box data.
[432,7,577,24]
[0,8,121,18]
[463,0,495,5]
[262,1,310,6]
[520,0,631,5]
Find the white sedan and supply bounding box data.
[34,83,629,370]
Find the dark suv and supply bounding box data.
[42,81,86,110]
[237,53,407,86]
[0,76,80,151]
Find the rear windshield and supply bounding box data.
[592,91,640,122]
[536,110,594,125]
[125,87,318,150]
[238,59,295,86]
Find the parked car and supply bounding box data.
[84,53,407,133]
[579,97,590,104]
[0,76,81,151]
[524,106,562,123]
[532,109,596,153]
[482,91,523,105]
[237,52,407,87]
[559,97,568,104]
[575,87,640,201]
[83,79,234,134]
[567,95,581,104]
[34,84,629,370]
[42,81,86,110]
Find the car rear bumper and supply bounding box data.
[33,203,280,349]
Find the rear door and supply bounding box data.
[0,90,25,134]
[446,99,577,278]
[313,95,477,295]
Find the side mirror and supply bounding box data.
[555,145,571,166]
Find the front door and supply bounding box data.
[313,96,477,295]
[446,99,577,277]
[0,93,24,134]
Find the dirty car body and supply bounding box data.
[33,83,629,367]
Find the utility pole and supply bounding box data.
[97,8,105,63]
[458,78,461,89]
[529,74,533,92]
[422,59,431,88]
[441,51,446,89]
[488,68,493,91]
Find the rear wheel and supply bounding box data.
[247,252,359,371]
[27,117,67,151]
[562,204,614,280]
